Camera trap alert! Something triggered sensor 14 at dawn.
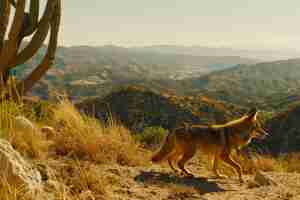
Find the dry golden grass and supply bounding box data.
[0,100,48,159]
[7,130,49,159]
[200,151,300,176]
[0,98,150,199]
[270,153,300,173]
[51,99,149,166]
[233,152,300,174]
[0,178,26,200]
[0,100,22,136]
[239,154,281,173]
[0,97,149,166]
[45,159,108,200]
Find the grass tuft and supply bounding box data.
[51,99,148,166]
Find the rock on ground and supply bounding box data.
[0,139,42,195]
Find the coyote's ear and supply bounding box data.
[247,107,258,121]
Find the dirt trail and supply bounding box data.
[99,159,300,200]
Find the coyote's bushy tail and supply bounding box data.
[151,133,175,163]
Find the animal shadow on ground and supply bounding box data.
[135,170,227,195]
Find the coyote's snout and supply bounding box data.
[152,108,268,183]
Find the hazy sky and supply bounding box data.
[59,0,300,50]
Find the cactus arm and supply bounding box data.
[8,0,57,67]
[0,0,26,69]
[46,0,61,60]
[17,0,40,47]
[0,0,11,53]
[17,0,61,94]
[8,0,16,7]
[21,0,40,37]
[0,0,61,97]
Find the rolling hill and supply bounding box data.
[76,86,244,132]
[184,59,300,111]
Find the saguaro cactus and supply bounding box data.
[0,0,61,97]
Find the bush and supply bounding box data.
[135,126,168,149]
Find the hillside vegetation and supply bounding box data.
[185,59,300,111]
[264,103,300,154]
[76,86,244,133]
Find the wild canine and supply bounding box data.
[151,108,269,183]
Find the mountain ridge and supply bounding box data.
[184,58,300,111]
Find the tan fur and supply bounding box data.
[151,109,268,183]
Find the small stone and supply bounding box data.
[254,170,278,186]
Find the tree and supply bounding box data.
[0,0,61,98]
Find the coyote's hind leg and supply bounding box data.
[168,159,179,173]
[178,146,196,177]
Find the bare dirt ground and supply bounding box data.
[99,158,300,200]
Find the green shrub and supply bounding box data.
[135,126,168,148]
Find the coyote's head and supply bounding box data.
[246,108,269,140]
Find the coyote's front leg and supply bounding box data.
[221,152,244,183]
[212,154,228,179]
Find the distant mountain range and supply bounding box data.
[133,45,300,61]
[18,44,258,98]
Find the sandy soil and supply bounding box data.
[96,158,300,200]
